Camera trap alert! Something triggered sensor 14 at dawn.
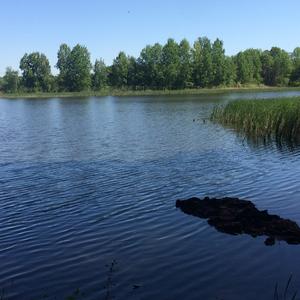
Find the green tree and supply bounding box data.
[211,39,226,86]
[249,49,263,83]
[261,51,274,86]
[234,49,262,84]
[235,52,251,84]
[161,38,180,89]
[49,75,59,92]
[66,44,92,91]
[192,37,213,87]
[109,52,129,88]
[261,47,292,86]
[56,43,71,90]
[177,39,192,88]
[224,56,237,85]
[292,47,300,66]
[56,44,92,91]
[92,59,107,90]
[272,47,292,85]
[127,56,141,89]
[290,47,300,85]
[138,43,163,89]
[2,67,19,93]
[19,52,51,92]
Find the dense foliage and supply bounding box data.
[1,37,300,93]
[19,52,52,92]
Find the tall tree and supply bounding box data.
[290,47,300,85]
[261,51,274,86]
[56,44,92,91]
[223,56,237,86]
[235,49,262,84]
[127,56,140,89]
[138,43,163,89]
[271,47,292,86]
[56,44,71,90]
[161,38,180,89]
[2,67,19,93]
[235,52,252,84]
[177,39,192,88]
[291,47,300,68]
[66,44,92,91]
[211,39,226,86]
[248,49,263,83]
[19,52,51,92]
[92,59,107,90]
[261,47,292,86]
[109,52,129,88]
[193,37,213,87]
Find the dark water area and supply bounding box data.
[1,91,300,300]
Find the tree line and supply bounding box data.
[1,37,300,93]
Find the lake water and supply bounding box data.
[1,91,300,300]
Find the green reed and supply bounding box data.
[211,97,300,145]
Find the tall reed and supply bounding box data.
[211,97,300,146]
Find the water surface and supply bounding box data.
[1,91,300,299]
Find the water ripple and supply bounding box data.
[1,93,300,299]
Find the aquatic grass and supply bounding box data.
[211,97,300,146]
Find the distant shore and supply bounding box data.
[1,86,300,99]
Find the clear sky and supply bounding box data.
[1,0,300,75]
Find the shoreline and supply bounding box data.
[1,86,300,99]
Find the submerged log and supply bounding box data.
[176,197,300,246]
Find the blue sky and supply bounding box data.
[1,0,299,75]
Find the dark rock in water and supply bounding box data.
[132,284,142,289]
[176,197,300,246]
[264,236,275,246]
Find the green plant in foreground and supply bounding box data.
[211,97,300,147]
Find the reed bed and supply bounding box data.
[211,97,300,146]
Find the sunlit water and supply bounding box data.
[1,91,300,300]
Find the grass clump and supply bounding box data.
[211,97,300,146]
